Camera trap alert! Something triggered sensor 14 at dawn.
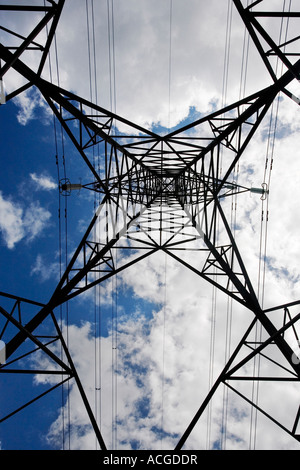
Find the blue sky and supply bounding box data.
[0,101,56,275]
[1,0,300,451]
[0,99,68,450]
[0,96,171,450]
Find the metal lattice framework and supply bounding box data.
[1,0,300,450]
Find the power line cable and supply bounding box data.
[168,0,173,131]
[221,0,233,109]
[160,251,167,449]
[210,0,234,450]
[206,2,233,443]
[44,4,71,447]
[107,0,117,116]
[250,0,292,450]
[85,0,101,449]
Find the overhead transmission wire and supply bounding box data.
[222,0,237,450]
[87,0,120,450]
[160,251,168,449]
[168,0,173,131]
[250,0,292,450]
[206,0,233,450]
[111,253,118,450]
[221,0,233,110]
[219,0,291,449]
[106,0,119,449]
[56,37,71,451]
[55,33,71,452]
[258,0,292,319]
[107,0,117,116]
[215,0,289,449]
[157,1,173,449]
[85,0,103,450]
[208,0,254,449]
[44,4,71,448]
[220,0,252,450]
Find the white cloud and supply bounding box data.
[30,254,60,282]
[23,202,52,240]
[2,0,300,451]
[2,0,272,129]
[14,88,50,126]
[31,110,300,447]
[0,192,24,249]
[31,243,300,450]
[30,173,57,191]
[0,191,51,249]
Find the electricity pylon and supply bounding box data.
[1,0,300,450]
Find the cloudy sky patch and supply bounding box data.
[0,191,51,249]
[30,172,57,191]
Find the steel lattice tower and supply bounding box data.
[1,0,300,450]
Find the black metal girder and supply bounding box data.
[2,42,300,369]
[1,1,300,450]
[0,1,65,101]
[233,0,300,103]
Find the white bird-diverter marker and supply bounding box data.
[0,340,6,365]
[0,79,6,105]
